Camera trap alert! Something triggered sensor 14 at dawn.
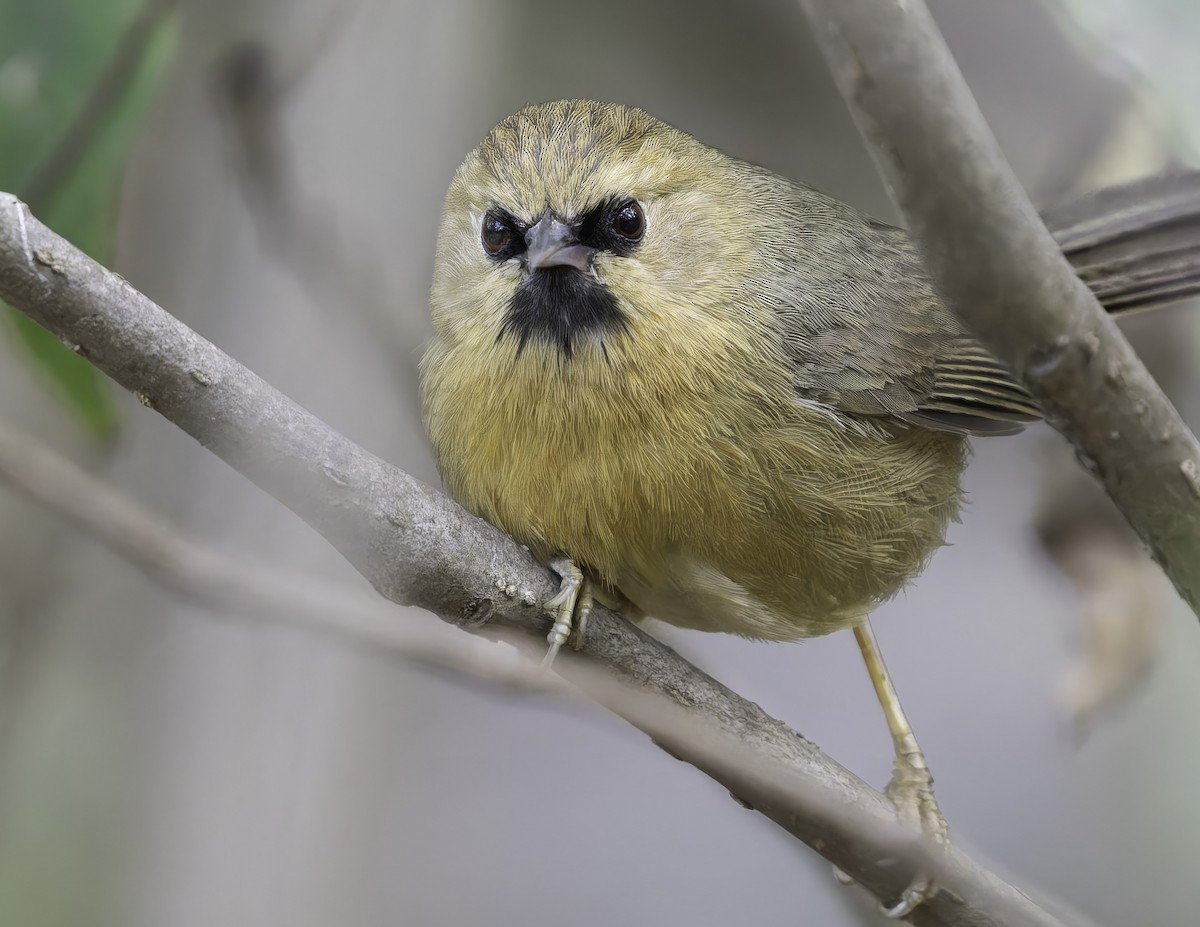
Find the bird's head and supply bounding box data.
[430,100,754,362]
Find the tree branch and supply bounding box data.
[0,416,1102,927]
[0,419,572,696]
[797,0,1200,616]
[0,192,1083,927]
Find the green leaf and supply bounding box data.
[0,0,179,440]
[2,307,122,439]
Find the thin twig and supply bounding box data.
[0,192,1083,927]
[797,0,1200,616]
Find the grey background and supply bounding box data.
[1,1,1197,926]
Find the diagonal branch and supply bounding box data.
[0,417,1097,927]
[0,192,1083,927]
[797,0,1200,616]
[0,419,569,696]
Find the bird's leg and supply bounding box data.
[541,557,594,668]
[852,618,948,919]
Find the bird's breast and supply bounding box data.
[421,302,966,640]
[423,301,780,578]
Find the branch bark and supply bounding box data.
[0,419,571,696]
[797,0,1200,616]
[0,192,1083,927]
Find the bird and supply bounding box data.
[419,99,1200,916]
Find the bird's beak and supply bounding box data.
[524,214,595,273]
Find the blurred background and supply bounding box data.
[1,1,1198,925]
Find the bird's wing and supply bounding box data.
[760,183,1041,437]
[759,169,1200,436]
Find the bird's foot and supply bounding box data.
[879,748,948,919]
[829,753,948,918]
[845,619,949,919]
[540,557,593,669]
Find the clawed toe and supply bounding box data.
[541,558,588,669]
[882,871,936,919]
[875,750,948,917]
[845,619,950,918]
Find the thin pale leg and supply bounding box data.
[541,558,594,668]
[852,618,948,919]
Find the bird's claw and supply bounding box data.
[831,865,856,886]
[882,872,936,921]
[540,558,592,669]
[879,749,948,919]
[832,749,947,919]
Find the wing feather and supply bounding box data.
[748,171,1042,436]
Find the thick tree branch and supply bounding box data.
[0,193,1081,927]
[797,0,1200,616]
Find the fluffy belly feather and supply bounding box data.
[421,330,966,640]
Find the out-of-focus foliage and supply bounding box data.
[0,0,178,439]
[1055,0,1200,160]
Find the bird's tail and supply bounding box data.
[1045,169,1200,315]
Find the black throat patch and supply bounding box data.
[500,267,630,359]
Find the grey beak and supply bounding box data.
[524,214,595,273]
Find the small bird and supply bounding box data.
[420,100,1198,915]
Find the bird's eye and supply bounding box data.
[481,213,515,255]
[610,200,646,242]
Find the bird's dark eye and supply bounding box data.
[610,200,646,242]
[482,213,515,255]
